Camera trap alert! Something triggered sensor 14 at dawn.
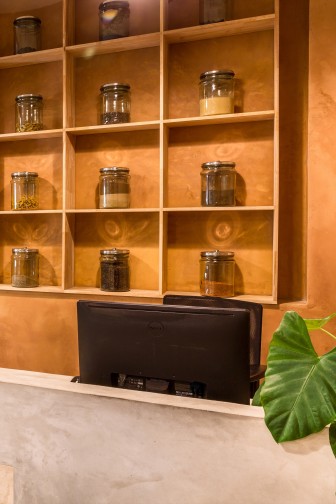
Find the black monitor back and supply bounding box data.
[77,300,250,404]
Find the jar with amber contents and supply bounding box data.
[200,250,235,297]
[199,69,235,116]
[11,247,39,288]
[201,161,236,207]
[15,94,43,132]
[11,171,39,210]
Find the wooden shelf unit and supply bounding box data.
[0,0,279,303]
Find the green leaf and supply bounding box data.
[303,312,336,330]
[252,382,264,406]
[260,311,336,443]
[329,421,336,458]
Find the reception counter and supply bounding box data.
[0,367,334,503]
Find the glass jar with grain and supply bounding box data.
[100,248,130,292]
[99,167,130,209]
[99,83,131,124]
[11,171,39,210]
[199,70,235,116]
[11,247,39,288]
[200,250,235,297]
[99,1,130,40]
[15,94,43,132]
[13,16,41,54]
[201,161,236,207]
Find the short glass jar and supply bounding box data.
[201,161,236,207]
[11,171,39,210]
[99,83,131,124]
[199,0,230,24]
[100,248,130,292]
[15,94,43,132]
[11,247,39,288]
[99,1,130,40]
[13,16,41,54]
[199,69,235,116]
[200,250,235,297]
[99,167,130,209]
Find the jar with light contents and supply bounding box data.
[199,69,235,116]
[200,250,235,297]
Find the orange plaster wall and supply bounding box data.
[0,0,335,376]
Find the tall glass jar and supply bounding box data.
[201,161,236,207]
[11,247,39,288]
[199,0,230,24]
[11,171,39,210]
[200,250,235,297]
[13,16,41,54]
[99,83,131,124]
[15,94,43,132]
[199,69,235,116]
[100,248,130,292]
[99,167,130,209]
[99,1,130,40]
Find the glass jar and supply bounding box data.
[99,1,130,40]
[201,161,236,207]
[199,0,230,24]
[11,171,39,210]
[11,247,39,288]
[100,248,130,292]
[13,16,41,54]
[99,167,130,209]
[199,69,235,116]
[200,250,235,297]
[99,83,131,124]
[15,94,43,132]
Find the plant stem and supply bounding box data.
[320,327,336,341]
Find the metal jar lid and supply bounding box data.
[99,1,130,12]
[99,167,129,174]
[201,161,236,171]
[100,83,130,93]
[12,247,39,254]
[15,94,43,102]
[100,248,130,257]
[200,69,235,81]
[14,16,41,26]
[200,250,235,260]
[11,171,39,178]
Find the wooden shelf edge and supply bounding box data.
[65,208,160,213]
[0,47,64,68]
[64,288,161,298]
[164,14,275,44]
[0,210,63,215]
[0,129,63,142]
[66,121,160,135]
[164,206,275,212]
[0,285,63,293]
[164,111,275,128]
[66,33,161,57]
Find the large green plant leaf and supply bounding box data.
[260,311,336,443]
[304,312,336,331]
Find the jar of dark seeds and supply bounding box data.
[99,83,131,124]
[13,16,41,54]
[11,171,39,210]
[99,167,130,209]
[11,247,39,288]
[15,94,43,132]
[201,161,236,206]
[99,1,130,40]
[199,0,231,24]
[200,250,235,297]
[100,248,130,291]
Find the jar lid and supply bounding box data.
[200,250,235,259]
[15,94,43,102]
[11,171,39,178]
[99,166,129,174]
[14,16,41,26]
[12,247,39,254]
[201,161,236,170]
[200,69,235,81]
[100,248,130,256]
[99,1,129,11]
[100,83,130,92]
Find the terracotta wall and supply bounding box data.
[0,0,335,376]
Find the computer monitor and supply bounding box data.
[77,300,251,404]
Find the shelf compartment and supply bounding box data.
[0,1,63,57]
[0,61,63,134]
[67,212,160,291]
[66,130,160,210]
[0,136,63,211]
[0,213,63,287]
[164,15,275,44]
[166,210,274,297]
[70,46,160,127]
[166,31,274,120]
[166,121,274,208]
[66,33,161,58]
[165,0,274,31]
[70,0,160,46]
